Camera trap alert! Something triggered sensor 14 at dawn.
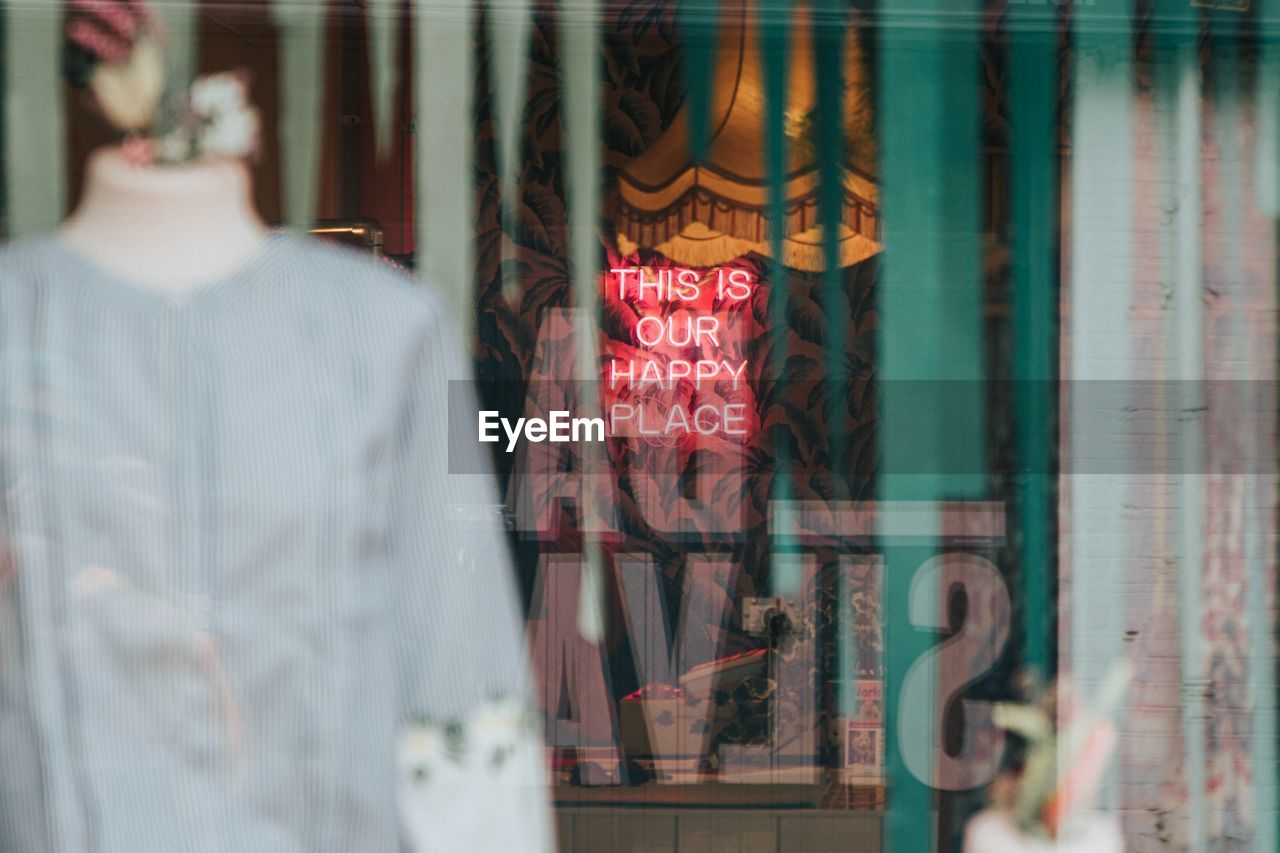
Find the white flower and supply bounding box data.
[189,73,249,119]
[198,107,260,159]
[185,72,259,159]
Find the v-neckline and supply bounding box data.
[42,231,292,313]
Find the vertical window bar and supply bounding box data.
[1249,7,1280,848]
[1066,0,1135,824]
[1207,8,1278,852]
[1257,1,1280,217]
[415,0,477,339]
[3,1,64,238]
[486,0,533,305]
[269,0,326,230]
[877,1,985,850]
[815,0,847,500]
[1155,2,1207,847]
[560,0,606,643]
[1009,0,1060,686]
[760,0,802,598]
[679,0,719,162]
[165,0,198,96]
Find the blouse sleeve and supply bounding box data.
[387,299,552,853]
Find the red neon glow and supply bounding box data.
[601,254,758,445]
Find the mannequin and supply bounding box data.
[59,146,268,292]
[0,151,555,850]
[0,3,553,850]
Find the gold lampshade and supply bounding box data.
[615,1,880,272]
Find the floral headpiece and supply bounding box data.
[64,0,261,167]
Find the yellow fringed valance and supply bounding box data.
[615,0,880,273]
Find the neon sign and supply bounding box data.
[604,265,755,441]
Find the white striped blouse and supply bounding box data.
[0,234,549,852]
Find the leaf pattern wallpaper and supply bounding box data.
[468,0,1019,786]
[467,0,894,782]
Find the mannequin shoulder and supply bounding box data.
[285,237,454,334]
[0,238,80,314]
[0,237,61,280]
